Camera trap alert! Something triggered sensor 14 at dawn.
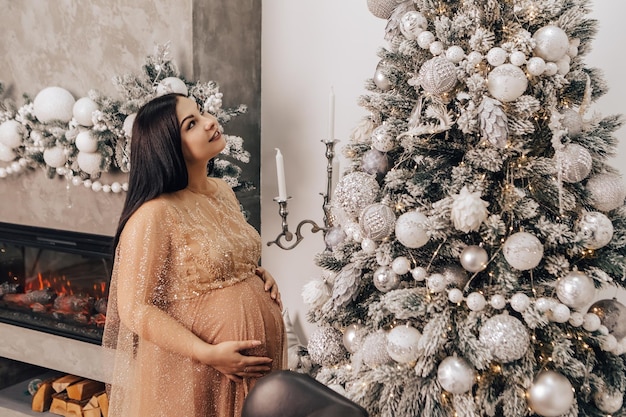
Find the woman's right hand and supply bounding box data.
[193,339,273,382]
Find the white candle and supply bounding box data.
[275,148,287,201]
[328,87,335,140]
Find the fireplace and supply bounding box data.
[0,222,113,345]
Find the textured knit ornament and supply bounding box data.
[450,186,489,232]
[577,211,614,249]
[359,203,396,240]
[502,232,544,270]
[367,0,399,19]
[478,96,508,148]
[479,313,529,362]
[386,324,422,363]
[556,270,596,310]
[333,172,380,217]
[559,143,592,183]
[437,355,475,394]
[586,173,626,212]
[527,371,574,417]
[417,56,457,95]
[307,326,348,367]
[588,299,626,339]
[487,64,528,102]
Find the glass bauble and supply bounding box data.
[386,324,422,363]
[487,64,528,102]
[362,149,389,176]
[577,211,614,249]
[502,232,543,270]
[588,298,626,339]
[437,355,475,394]
[556,270,596,309]
[479,313,529,362]
[459,245,488,272]
[399,11,428,40]
[532,25,570,62]
[395,211,429,248]
[373,266,400,292]
[527,371,574,417]
[373,60,392,91]
[371,124,395,152]
[324,226,346,249]
[343,323,366,354]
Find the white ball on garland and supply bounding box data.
[417,56,457,95]
[391,256,411,275]
[359,203,395,241]
[75,130,99,153]
[582,312,602,332]
[333,172,380,218]
[502,232,543,270]
[466,292,486,311]
[577,211,614,249]
[395,210,429,248]
[532,25,570,63]
[526,57,547,76]
[559,143,591,183]
[0,120,23,149]
[479,313,529,362]
[487,64,528,102]
[509,51,526,66]
[72,97,99,127]
[123,113,136,138]
[77,151,103,176]
[43,146,68,168]
[437,355,475,394]
[417,31,435,49]
[445,46,465,64]
[586,173,626,212]
[33,86,75,123]
[0,143,16,162]
[427,273,447,293]
[156,77,188,96]
[307,327,347,367]
[386,324,421,363]
[527,371,574,417]
[544,62,558,76]
[486,47,507,66]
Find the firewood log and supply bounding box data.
[66,398,90,417]
[31,379,55,412]
[82,408,102,417]
[97,391,109,417]
[49,392,69,416]
[52,374,83,393]
[66,379,105,401]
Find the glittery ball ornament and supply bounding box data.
[479,313,530,362]
[373,266,401,292]
[417,56,457,95]
[437,355,475,394]
[395,210,429,248]
[386,324,421,363]
[72,97,99,127]
[371,124,396,152]
[586,173,626,212]
[307,327,348,367]
[532,25,570,62]
[0,120,23,149]
[343,323,366,354]
[527,371,574,417]
[359,203,396,241]
[460,245,488,273]
[556,270,596,310]
[33,86,75,123]
[559,143,592,183]
[450,186,489,232]
[487,64,528,102]
[333,172,380,218]
[362,149,389,176]
[367,0,399,19]
[361,331,393,367]
[588,299,626,339]
[502,232,544,270]
[156,76,189,96]
[593,387,624,414]
[577,211,614,249]
[399,11,428,40]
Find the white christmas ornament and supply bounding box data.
[75,131,99,153]
[593,388,624,413]
[560,108,583,137]
[486,47,507,66]
[533,25,570,63]
[466,51,483,66]
[0,143,16,162]
[450,186,489,232]
[77,151,103,176]
[577,211,614,249]
[569,311,584,327]
[395,211,429,248]
[0,120,23,148]
[33,86,75,123]
[490,294,506,310]
[123,113,137,138]
[527,371,574,417]
[427,273,446,293]
[559,143,592,183]
[373,61,392,91]
[411,266,428,281]
[417,31,435,49]
[479,313,530,362]
[509,51,526,66]
[386,324,422,363]
[586,173,626,212]
[371,124,395,152]
[417,56,457,95]
[43,146,68,168]
[502,232,544,270]
[156,77,188,96]
[429,41,444,56]
[361,238,378,254]
[343,323,366,354]
[361,331,393,367]
[391,256,411,275]
[510,292,530,312]
[72,97,99,127]
[373,266,400,292]
[333,172,380,218]
[459,245,488,273]
[448,288,464,304]
[437,355,475,394]
[582,312,601,331]
[466,292,486,311]
[308,327,347,367]
[445,46,465,64]
[487,64,528,102]
[359,203,395,240]
[526,57,547,76]
[399,11,428,40]
[548,303,571,323]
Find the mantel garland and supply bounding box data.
[0,43,252,194]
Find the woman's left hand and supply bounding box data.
[255,266,283,310]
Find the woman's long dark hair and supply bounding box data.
[112,93,188,252]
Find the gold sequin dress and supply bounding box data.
[103,178,285,417]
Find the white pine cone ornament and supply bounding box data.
[451,186,490,233]
[478,96,508,148]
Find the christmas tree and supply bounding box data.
[301,1,626,416]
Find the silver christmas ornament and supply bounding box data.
[333,172,380,217]
[437,355,475,394]
[324,226,347,249]
[479,313,530,362]
[427,273,446,293]
[362,149,389,176]
[502,232,544,270]
[527,371,574,417]
[556,270,596,310]
[417,56,457,95]
[532,25,570,62]
[459,245,488,272]
[361,331,393,367]
[487,64,528,102]
[586,173,626,212]
[386,324,422,363]
[307,327,348,366]
[593,387,624,413]
[478,96,508,148]
[343,323,366,354]
[371,124,396,152]
[373,266,401,292]
[560,108,583,137]
[367,0,398,19]
[588,299,626,339]
[399,11,428,40]
[577,211,614,249]
[442,265,468,288]
[395,211,429,248]
[559,143,592,183]
[359,203,396,240]
[373,60,392,91]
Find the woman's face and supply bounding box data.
[176,96,225,164]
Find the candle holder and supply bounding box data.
[267,139,339,250]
